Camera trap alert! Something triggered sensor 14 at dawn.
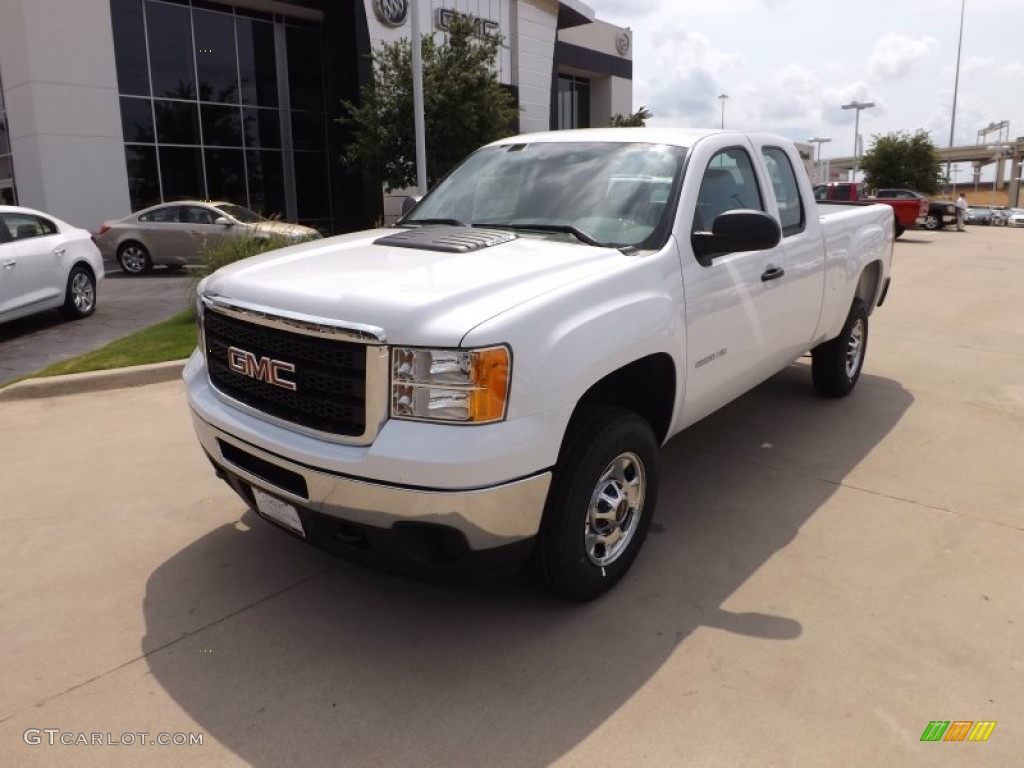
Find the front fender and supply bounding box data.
[461,241,686,467]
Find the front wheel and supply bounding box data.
[811,299,868,397]
[922,214,940,230]
[60,265,97,319]
[537,407,660,601]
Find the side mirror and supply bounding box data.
[400,196,420,215]
[214,217,233,227]
[691,210,782,264]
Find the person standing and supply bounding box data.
[956,193,968,231]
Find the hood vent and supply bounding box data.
[374,226,516,253]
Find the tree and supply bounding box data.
[609,106,653,127]
[860,130,943,194]
[339,15,519,191]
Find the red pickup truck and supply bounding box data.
[813,182,928,238]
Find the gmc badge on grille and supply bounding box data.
[227,347,297,391]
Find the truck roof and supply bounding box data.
[485,127,778,150]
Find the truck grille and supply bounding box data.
[204,309,367,436]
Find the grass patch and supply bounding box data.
[25,310,197,380]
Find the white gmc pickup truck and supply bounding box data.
[185,128,894,600]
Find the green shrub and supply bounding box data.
[198,233,298,278]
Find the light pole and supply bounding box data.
[841,100,874,182]
[808,137,832,183]
[947,0,965,184]
[718,94,729,129]
[410,0,427,194]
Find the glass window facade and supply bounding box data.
[0,67,17,206]
[111,0,333,230]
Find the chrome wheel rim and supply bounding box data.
[71,272,94,313]
[584,452,646,566]
[121,246,146,273]
[845,318,865,378]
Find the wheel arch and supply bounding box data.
[117,238,146,254]
[564,353,677,448]
[855,260,883,314]
[68,259,97,282]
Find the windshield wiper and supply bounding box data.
[402,218,468,227]
[473,222,604,247]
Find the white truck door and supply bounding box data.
[678,145,791,426]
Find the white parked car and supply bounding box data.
[0,205,104,325]
[1005,209,1024,228]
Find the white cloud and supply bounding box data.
[639,28,744,122]
[998,61,1024,79]
[585,1,1023,158]
[866,35,938,81]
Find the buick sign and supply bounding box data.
[374,0,409,27]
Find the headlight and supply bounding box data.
[391,345,510,424]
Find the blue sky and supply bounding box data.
[587,0,1023,172]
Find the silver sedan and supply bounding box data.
[93,201,321,275]
[1,205,104,325]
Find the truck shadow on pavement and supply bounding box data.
[142,362,912,767]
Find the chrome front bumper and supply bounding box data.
[191,410,552,553]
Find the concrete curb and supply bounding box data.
[0,360,187,401]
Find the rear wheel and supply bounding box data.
[894,222,905,238]
[812,299,868,397]
[537,407,660,600]
[60,265,97,319]
[117,242,151,275]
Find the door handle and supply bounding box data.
[761,266,785,282]
[2,260,16,268]
[53,247,66,256]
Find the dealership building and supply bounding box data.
[0,0,633,233]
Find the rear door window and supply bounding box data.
[760,146,805,236]
[1,212,58,240]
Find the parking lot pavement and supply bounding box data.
[0,267,193,385]
[1,227,1021,767]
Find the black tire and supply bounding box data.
[811,298,868,397]
[894,222,905,238]
[60,265,97,319]
[117,241,152,275]
[922,214,940,230]
[537,406,660,601]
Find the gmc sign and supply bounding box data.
[227,347,297,391]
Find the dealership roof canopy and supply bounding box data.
[558,0,597,28]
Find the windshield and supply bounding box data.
[214,204,266,223]
[404,142,686,249]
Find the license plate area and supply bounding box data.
[252,487,305,537]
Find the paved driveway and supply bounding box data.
[1,227,1021,766]
[0,267,193,384]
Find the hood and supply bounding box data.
[201,227,629,346]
